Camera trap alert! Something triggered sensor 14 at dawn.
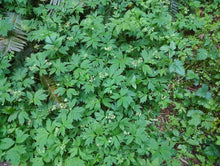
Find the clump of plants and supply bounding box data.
[0,0,219,165]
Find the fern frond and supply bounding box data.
[0,12,27,56]
[170,0,179,19]
[49,0,83,6]
[50,0,65,5]
[40,75,62,108]
[48,0,84,15]
[0,35,26,54]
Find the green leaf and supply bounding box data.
[83,129,95,146]
[68,107,84,121]
[45,33,58,44]
[34,128,49,148]
[112,136,120,148]
[169,60,185,76]
[187,110,204,117]
[170,41,176,50]
[69,99,77,109]
[121,96,133,109]
[34,89,48,106]
[8,111,19,122]
[204,144,220,157]
[111,93,121,100]
[142,65,153,75]
[102,98,112,107]
[5,145,26,165]
[15,130,29,144]
[196,48,208,60]
[148,79,155,91]
[18,111,28,125]
[54,87,66,96]
[50,59,68,76]
[141,49,156,64]
[104,155,116,166]
[160,45,169,52]
[31,157,44,166]
[126,135,134,145]
[0,78,11,104]
[95,136,107,146]
[0,19,13,36]
[95,110,104,121]
[195,84,211,100]
[0,138,14,150]
[187,110,204,126]
[27,91,33,103]
[69,147,78,157]
[187,138,199,145]
[148,158,160,166]
[172,129,179,136]
[148,138,159,150]
[28,25,51,42]
[160,141,175,161]
[67,88,77,99]
[186,70,199,80]
[12,67,27,81]
[65,157,85,166]
[46,119,56,133]
[216,136,220,145]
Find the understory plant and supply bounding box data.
[0,0,219,165]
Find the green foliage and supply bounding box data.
[0,12,27,56]
[0,138,14,150]
[195,84,211,100]
[0,0,219,165]
[169,60,185,76]
[0,19,13,36]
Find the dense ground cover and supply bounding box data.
[0,0,219,165]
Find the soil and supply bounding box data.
[0,162,11,166]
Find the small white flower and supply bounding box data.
[132,60,138,67]
[104,46,112,51]
[60,144,65,150]
[108,137,112,143]
[55,127,59,135]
